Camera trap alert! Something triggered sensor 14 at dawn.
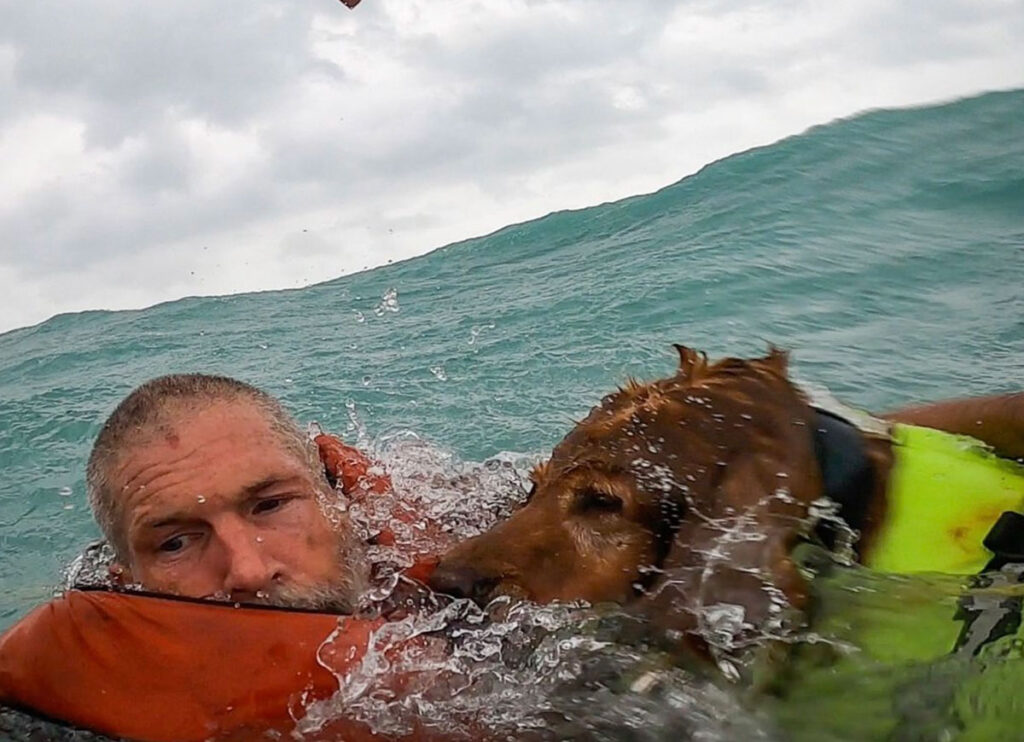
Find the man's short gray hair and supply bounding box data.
[86,374,323,560]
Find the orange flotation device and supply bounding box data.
[0,435,443,741]
[0,590,390,741]
[313,433,444,582]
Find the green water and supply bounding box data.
[1,89,1022,740]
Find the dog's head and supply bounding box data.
[430,346,825,637]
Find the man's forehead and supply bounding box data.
[114,402,310,504]
[113,398,300,476]
[146,397,276,440]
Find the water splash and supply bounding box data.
[373,288,400,316]
[468,323,494,346]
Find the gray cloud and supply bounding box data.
[1,1,322,140]
[851,0,1024,66]
[0,0,1022,333]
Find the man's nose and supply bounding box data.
[218,523,278,598]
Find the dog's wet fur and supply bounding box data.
[431,346,895,647]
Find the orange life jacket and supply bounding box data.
[0,589,393,741]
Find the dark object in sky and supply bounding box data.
[340,0,361,7]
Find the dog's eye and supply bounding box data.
[574,488,623,515]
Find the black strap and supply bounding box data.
[981,511,1024,571]
[953,511,1024,656]
[810,408,876,550]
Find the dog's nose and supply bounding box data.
[428,562,497,604]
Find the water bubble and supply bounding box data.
[468,323,495,346]
[258,342,269,350]
[58,486,72,497]
[362,375,372,386]
[353,310,366,323]
[373,288,400,316]
[429,365,448,381]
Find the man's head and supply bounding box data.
[86,374,367,611]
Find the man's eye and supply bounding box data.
[253,497,288,515]
[158,535,187,553]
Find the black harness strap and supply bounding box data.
[953,511,1024,655]
[980,511,1024,572]
[810,408,876,550]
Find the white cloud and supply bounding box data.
[1,0,1022,333]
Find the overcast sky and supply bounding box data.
[1,0,1022,334]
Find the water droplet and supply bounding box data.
[284,377,293,384]
[362,375,372,386]
[58,486,73,497]
[468,323,495,345]
[353,310,366,323]
[258,342,269,350]
[196,495,207,504]
[373,288,400,316]
[429,365,448,381]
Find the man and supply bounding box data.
[0,374,414,741]
[85,373,369,611]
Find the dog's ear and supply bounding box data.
[641,453,815,650]
[673,344,709,382]
[763,344,789,376]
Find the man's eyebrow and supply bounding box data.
[242,474,304,497]
[141,512,194,530]
[138,476,305,530]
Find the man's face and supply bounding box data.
[110,400,365,610]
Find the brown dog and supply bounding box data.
[429,345,1024,648]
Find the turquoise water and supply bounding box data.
[0,88,1022,737]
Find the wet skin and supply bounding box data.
[112,400,363,606]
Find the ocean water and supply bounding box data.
[0,88,1022,739]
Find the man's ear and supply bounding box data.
[108,561,132,586]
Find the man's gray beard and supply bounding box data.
[253,529,369,614]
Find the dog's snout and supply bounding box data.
[428,562,497,604]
